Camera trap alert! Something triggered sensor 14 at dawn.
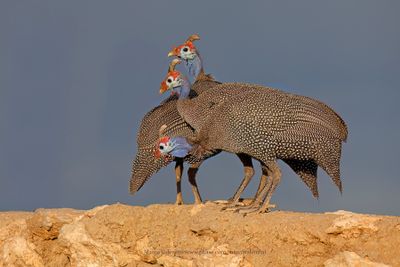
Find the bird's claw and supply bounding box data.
[257,203,276,213]
[221,202,246,211]
[175,195,184,205]
[212,200,230,204]
[233,203,276,214]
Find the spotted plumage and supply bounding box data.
[130,76,221,195]
[159,59,347,212]
[132,34,347,211]
[180,82,346,193]
[168,35,348,204]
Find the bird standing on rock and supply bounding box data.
[167,35,348,209]
[157,57,347,213]
[130,35,263,206]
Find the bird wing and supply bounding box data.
[176,86,238,131]
[177,82,346,143]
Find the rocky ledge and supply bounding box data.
[0,202,399,266]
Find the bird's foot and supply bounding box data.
[221,201,245,211]
[234,203,276,214]
[256,203,276,213]
[233,203,260,214]
[221,198,254,211]
[175,197,184,205]
[237,207,260,214]
[212,200,230,205]
[193,199,203,205]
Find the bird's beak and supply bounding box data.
[168,48,178,57]
[159,81,169,94]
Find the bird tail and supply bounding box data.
[315,139,343,193]
[284,159,319,198]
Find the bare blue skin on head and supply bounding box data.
[184,53,203,82]
[159,136,192,158]
[169,75,191,99]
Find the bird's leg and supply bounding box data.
[188,161,203,204]
[248,172,276,209]
[174,160,184,205]
[235,161,280,214]
[257,163,281,213]
[250,172,268,205]
[222,154,254,210]
[235,176,272,213]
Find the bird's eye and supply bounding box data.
[159,145,164,150]
[182,47,189,52]
[167,78,172,83]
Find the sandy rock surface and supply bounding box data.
[0,203,399,266]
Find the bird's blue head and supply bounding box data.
[167,34,202,81]
[155,136,192,160]
[159,59,190,98]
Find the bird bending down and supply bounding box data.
[166,35,283,209]
[130,35,258,206]
[157,59,347,213]
[167,34,348,210]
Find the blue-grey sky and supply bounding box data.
[1,1,399,215]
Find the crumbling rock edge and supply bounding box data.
[1,203,399,266]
